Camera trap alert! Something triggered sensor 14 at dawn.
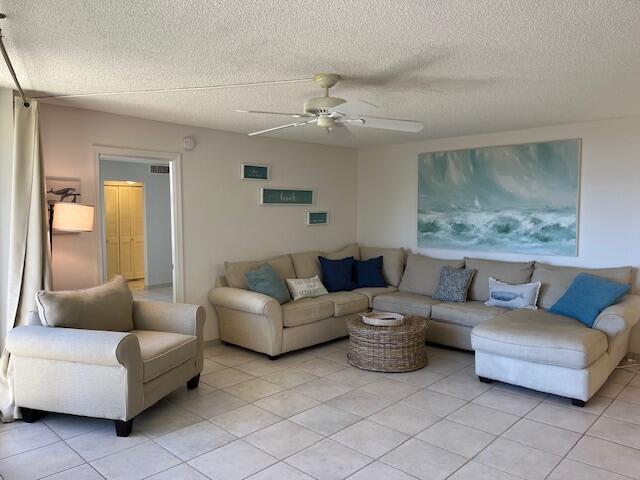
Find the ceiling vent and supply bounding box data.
[149,165,169,175]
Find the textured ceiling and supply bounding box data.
[0,1,639,147]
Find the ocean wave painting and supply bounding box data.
[418,139,581,256]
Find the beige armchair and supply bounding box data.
[7,293,204,437]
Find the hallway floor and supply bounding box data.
[128,280,173,303]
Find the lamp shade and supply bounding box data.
[52,203,94,232]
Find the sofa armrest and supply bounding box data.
[133,301,205,338]
[6,325,141,368]
[593,295,640,338]
[209,287,282,318]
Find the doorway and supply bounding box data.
[95,146,183,303]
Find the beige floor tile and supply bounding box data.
[164,382,217,405]
[130,399,202,438]
[223,378,284,402]
[235,359,289,377]
[383,368,445,388]
[201,368,254,388]
[493,382,549,400]
[44,463,104,480]
[400,389,467,418]
[188,439,277,480]
[380,438,466,480]
[368,403,440,435]
[211,349,263,367]
[203,343,235,358]
[450,365,479,382]
[327,388,395,416]
[609,369,636,385]
[64,425,148,462]
[630,374,640,387]
[427,376,492,401]
[261,369,319,388]
[245,420,323,459]
[286,438,372,480]
[247,462,315,479]
[326,367,380,388]
[568,436,640,479]
[0,419,28,434]
[154,420,236,460]
[0,422,59,459]
[503,418,580,455]
[211,404,282,437]
[448,461,522,479]
[359,378,421,401]
[0,441,84,480]
[181,389,247,418]
[426,346,474,364]
[475,437,561,480]
[472,388,541,416]
[293,377,353,401]
[43,414,111,440]
[146,463,209,479]
[331,420,408,458]
[448,403,519,435]
[588,415,640,449]
[297,357,348,376]
[201,358,228,375]
[526,402,598,433]
[91,441,181,480]
[424,355,469,376]
[417,419,495,458]
[618,385,640,405]
[604,399,640,425]
[289,404,360,436]
[347,461,417,480]
[319,349,350,365]
[548,459,630,480]
[598,379,626,399]
[543,394,613,415]
[254,390,320,417]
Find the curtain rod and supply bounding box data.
[0,14,30,107]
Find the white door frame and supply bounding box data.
[93,145,184,303]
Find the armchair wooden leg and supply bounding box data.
[187,374,200,390]
[571,398,586,407]
[115,419,134,437]
[21,407,47,423]
[478,376,493,384]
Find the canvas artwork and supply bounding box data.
[417,139,581,255]
[46,177,82,204]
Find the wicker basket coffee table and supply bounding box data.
[347,315,428,372]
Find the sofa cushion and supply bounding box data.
[324,243,360,260]
[131,330,198,382]
[353,286,398,308]
[399,253,464,297]
[431,301,508,328]
[323,292,369,316]
[245,264,291,304]
[433,266,476,303]
[372,292,440,317]
[291,250,323,279]
[471,310,608,369]
[360,246,405,287]
[319,256,356,292]
[354,256,386,288]
[225,254,296,290]
[36,275,133,331]
[286,276,328,301]
[465,258,534,302]
[532,263,633,309]
[282,297,334,327]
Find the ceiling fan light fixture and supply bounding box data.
[316,114,335,128]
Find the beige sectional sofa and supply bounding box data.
[209,243,640,404]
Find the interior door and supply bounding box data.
[117,186,135,280]
[104,185,120,280]
[133,186,146,279]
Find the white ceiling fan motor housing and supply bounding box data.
[304,96,346,116]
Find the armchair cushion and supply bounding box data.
[130,330,197,382]
[35,275,133,331]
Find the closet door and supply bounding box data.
[117,186,135,280]
[104,185,120,280]
[133,186,146,279]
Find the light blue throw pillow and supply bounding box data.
[245,264,291,304]
[549,273,630,327]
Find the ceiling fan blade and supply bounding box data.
[247,119,316,136]
[329,100,379,118]
[237,109,310,118]
[349,116,424,133]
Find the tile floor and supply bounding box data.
[128,280,173,303]
[2,340,640,480]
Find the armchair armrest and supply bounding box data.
[6,325,141,368]
[132,301,205,337]
[208,287,281,317]
[593,295,640,338]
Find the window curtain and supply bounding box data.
[0,100,52,422]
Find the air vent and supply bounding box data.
[150,165,169,175]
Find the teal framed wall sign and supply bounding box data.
[307,211,329,225]
[241,164,270,180]
[261,188,314,205]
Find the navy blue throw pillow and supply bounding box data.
[354,256,386,288]
[318,256,356,292]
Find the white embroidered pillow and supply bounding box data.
[286,276,328,301]
[485,277,541,310]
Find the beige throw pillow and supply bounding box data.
[286,276,329,301]
[36,275,134,331]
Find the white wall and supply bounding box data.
[39,103,358,340]
[357,115,640,351]
[99,159,173,287]
[0,89,14,350]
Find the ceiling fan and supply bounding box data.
[237,73,424,137]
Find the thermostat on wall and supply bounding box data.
[183,136,196,151]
